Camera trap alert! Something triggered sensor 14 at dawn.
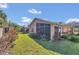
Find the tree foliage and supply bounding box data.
[0,10,8,27]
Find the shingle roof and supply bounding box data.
[28,18,73,27]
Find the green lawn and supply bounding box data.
[11,33,79,55]
[34,39,79,55]
[10,33,59,55]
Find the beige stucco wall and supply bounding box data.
[29,22,36,33]
[50,24,55,40]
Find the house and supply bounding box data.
[72,27,79,34]
[20,27,29,33]
[28,18,76,40]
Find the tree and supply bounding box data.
[0,10,7,20]
[9,22,22,31]
[0,10,8,27]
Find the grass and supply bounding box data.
[34,39,79,55]
[10,33,59,55]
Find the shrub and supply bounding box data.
[61,34,79,43]
[76,33,79,36]
[28,32,42,40]
[70,36,79,42]
[61,34,71,40]
[61,35,68,39]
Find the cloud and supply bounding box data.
[18,17,32,27]
[28,9,42,14]
[0,3,8,8]
[66,18,79,24]
[18,23,27,27]
[21,17,32,23]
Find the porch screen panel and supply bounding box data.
[36,23,50,40]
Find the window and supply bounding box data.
[36,23,50,40]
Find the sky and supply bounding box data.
[0,3,79,26]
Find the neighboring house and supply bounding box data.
[28,18,78,40]
[72,28,79,34]
[20,27,28,33]
[67,22,79,34]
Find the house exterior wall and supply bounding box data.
[61,26,72,35]
[29,20,54,40]
[29,19,52,33]
[29,21,36,33]
[28,19,76,40]
[73,28,79,34]
[51,25,55,40]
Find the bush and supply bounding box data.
[28,32,42,40]
[61,35,68,39]
[61,34,79,43]
[76,33,79,36]
[70,36,79,42]
[61,34,71,40]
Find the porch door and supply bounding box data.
[54,26,61,40]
